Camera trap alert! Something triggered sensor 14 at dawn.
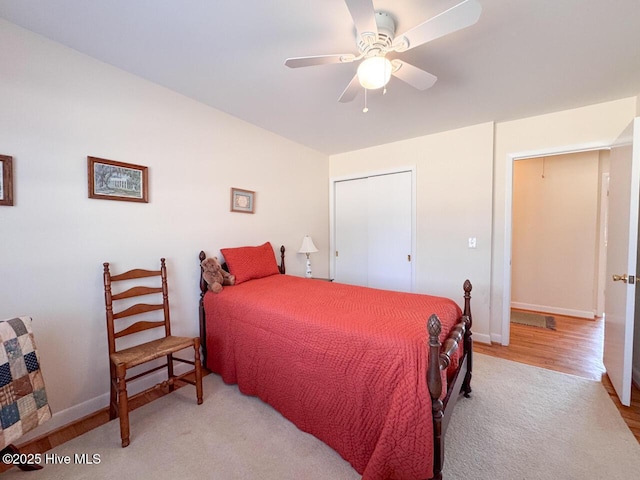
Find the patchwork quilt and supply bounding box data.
[0,317,51,449]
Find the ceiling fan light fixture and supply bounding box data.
[357,56,392,90]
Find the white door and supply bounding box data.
[334,171,413,291]
[603,118,639,406]
[334,177,369,286]
[367,172,412,291]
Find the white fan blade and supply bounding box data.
[285,54,356,68]
[393,0,481,51]
[391,60,437,90]
[338,74,361,103]
[344,0,377,39]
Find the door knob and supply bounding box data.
[612,274,628,283]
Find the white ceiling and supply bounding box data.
[1,0,640,155]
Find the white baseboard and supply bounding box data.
[474,332,492,345]
[489,332,503,345]
[511,302,595,319]
[17,363,192,444]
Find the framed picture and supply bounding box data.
[0,155,13,206]
[88,156,148,203]
[230,187,255,214]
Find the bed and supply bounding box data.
[198,242,473,480]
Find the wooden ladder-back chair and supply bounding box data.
[103,258,203,447]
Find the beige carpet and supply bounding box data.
[5,354,640,480]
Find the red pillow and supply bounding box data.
[220,242,280,284]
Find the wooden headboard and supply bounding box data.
[198,244,286,365]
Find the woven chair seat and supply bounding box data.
[110,336,196,369]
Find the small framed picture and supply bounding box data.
[88,156,148,203]
[230,187,255,214]
[0,155,13,206]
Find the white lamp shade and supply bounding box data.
[357,56,392,90]
[298,235,318,254]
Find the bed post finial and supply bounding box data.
[427,314,441,341]
[463,279,472,321]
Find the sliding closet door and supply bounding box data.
[334,177,369,286]
[334,171,413,292]
[367,172,412,291]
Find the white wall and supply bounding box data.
[493,98,637,343]
[511,152,601,318]
[330,122,495,344]
[0,20,329,436]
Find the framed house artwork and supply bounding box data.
[230,187,255,213]
[0,155,13,206]
[88,156,148,203]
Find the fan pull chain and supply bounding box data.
[383,59,388,95]
[363,88,369,113]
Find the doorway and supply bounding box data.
[510,151,609,320]
[502,142,611,346]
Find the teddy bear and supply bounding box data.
[201,256,235,293]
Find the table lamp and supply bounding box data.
[298,235,318,278]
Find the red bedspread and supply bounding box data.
[203,274,462,480]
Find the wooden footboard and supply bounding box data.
[427,279,473,480]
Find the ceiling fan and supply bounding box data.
[285,0,482,105]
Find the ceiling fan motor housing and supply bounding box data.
[358,11,395,57]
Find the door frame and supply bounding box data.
[329,166,417,291]
[596,172,610,317]
[502,142,610,345]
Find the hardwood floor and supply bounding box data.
[476,310,605,380]
[476,311,640,442]
[3,315,639,473]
